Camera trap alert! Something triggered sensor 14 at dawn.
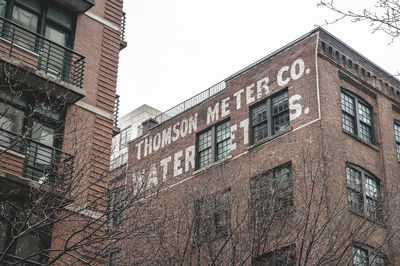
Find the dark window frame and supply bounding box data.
[250,162,293,225]
[346,163,383,222]
[252,244,296,266]
[103,248,121,266]
[1,0,76,48]
[250,89,289,145]
[196,119,231,169]
[341,89,375,144]
[119,126,131,150]
[394,121,400,162]
[107,186,125,227]
[194,188,231,245]
[352,243,387,266]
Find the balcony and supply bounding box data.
[0,128,74,191]
[0,16,86,103]
[120,12,127,50]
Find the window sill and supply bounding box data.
[193,155,232,175]
[342,129,379,151]
[348,209,385,228]
[248,127,292,151]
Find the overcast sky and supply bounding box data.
[116,0,400,117]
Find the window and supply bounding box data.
[253,245,296,266]
[250,89,289,144]
[353,244,386,266]
[250,163,293,224]
[341,90,375,144]
[346,164,382,221]
[103,249,120,266]
[107,187,125,227]
[0,102,24,150]
[196,119,230,169]
[119,126,131,149]
[194,189,231,244]
[0,203,51,265]
[394,122,400,161]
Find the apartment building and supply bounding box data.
[0,0,125,264]
[123,28,400,265]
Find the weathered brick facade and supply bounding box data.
[0,0,125,264]
[125,28,400,265]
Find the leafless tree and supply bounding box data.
[318,0,400,42]
[0,64,145,265]
[122,134,400,265]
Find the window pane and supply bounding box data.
[272,91,288,115]
[15,0,41,13]
[346,167,361,191]
[342,112,355,133]
[15,233,43,264]
[199,148,212,168]
[216,120,230,142]
[252,102,268,126]
[47,4,73,29]
[365,176,378,199]
[12,5,38,32]
[358,102,372,126]
[0,103,24,150]
[273,111,289,134]
[353,247,368,266]
[341,92,355,115]
[0,0,6,17]
[198,129,212,151]
[359,123,372,143]
[217,139,230,161]
[254,123,268,143]
[395,123,400,142]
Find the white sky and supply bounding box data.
[116,0,400,117]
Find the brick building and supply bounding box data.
[0,0,125,264]
[124,28,400,265]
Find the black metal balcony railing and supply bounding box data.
[114,94,120,127]
[0,128,74,188]
[0,16,85,88]
[121,12,126,42]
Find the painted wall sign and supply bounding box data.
[129,57,312,191]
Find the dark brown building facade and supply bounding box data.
[124,28,400,265]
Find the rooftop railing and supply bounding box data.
[0,128,74,189]
[0,16,85,88]
[154,81,226,125]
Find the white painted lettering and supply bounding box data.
[160,156,171,182]
[185,146,195,172]
[231,124,237,150]
[153,133,161,151]
[162,127,172,148]
[277,65,290,86]
[188,113,198,134]
[172,122,180,142]
[289,94,302,121]
[291,59,305,80]
[240,119,249,145]
[173,150,183,177]
[180,118,188,138]
[207,102,220,125]
[144,137,152,157]
[246,84,255,105]
[147,164,158,189]
[221,97,230,118]
[257,77,270,98]
[135,140,144,160]
[233,89,244,110]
